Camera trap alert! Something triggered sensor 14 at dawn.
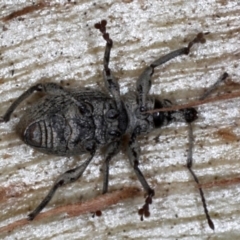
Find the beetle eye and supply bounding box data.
[153,99,164,128]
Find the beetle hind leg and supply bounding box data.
[0,82,79,123]
[28,150,96,220]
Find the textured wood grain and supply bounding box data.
[0,1,239,239]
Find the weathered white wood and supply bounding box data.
[0,1,239,239]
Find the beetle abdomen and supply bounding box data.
[23,114,70,151]
[21,113,98,156]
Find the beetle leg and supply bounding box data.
[184,72,229,230]
[187,123,214,230]
[0,82,81,123]
[126,129,154,220]
[28,149,96,220]
[95,20,122,111]
[102,141,121,194]
[0,84,43,122]
[199,72,229,100]
[136,32,207,111]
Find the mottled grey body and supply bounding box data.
[16,87,173,156]
[17,89,127,156]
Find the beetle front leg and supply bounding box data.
[199,72,229,100]
[137,32,207,111]
[95,20,122,111]
[126,130,154,220]
[28,149,96,220]
[184,72,229,230]
[187,123,214,230]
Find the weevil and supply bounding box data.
[1,20,218,229]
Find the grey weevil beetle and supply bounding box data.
[0,20,215,229]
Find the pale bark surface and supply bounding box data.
[0,1,239,239]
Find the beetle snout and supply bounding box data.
[184,108,198,123]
